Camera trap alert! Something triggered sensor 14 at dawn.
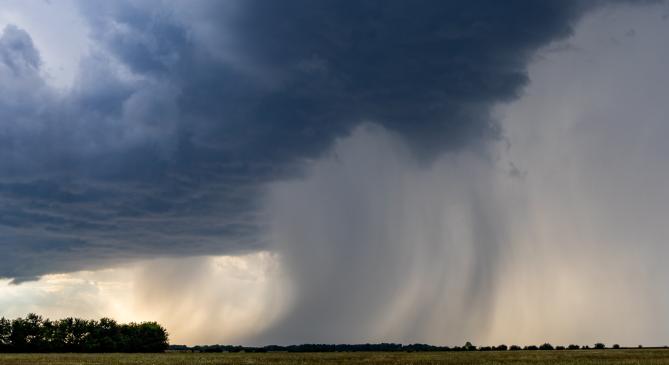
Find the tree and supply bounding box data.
[0,318,10,351]
[10,315,42,352]
[463,341,476,351]
[539,343,554,350]
[594,343,606,349]
[509,345,522,351]
[567,344,580,350]
[39,318,55,352]
[137,322,169,352]
[91,318,120,352]
[613,344,620,349]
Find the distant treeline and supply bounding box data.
[172,342,658,353]
[0,314,168,353]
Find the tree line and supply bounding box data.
[175,341,647,353]
[0,314,168,353]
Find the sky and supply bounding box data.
[1,0,669,346]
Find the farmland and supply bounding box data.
[2,349,669,365]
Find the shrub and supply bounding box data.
[539,343,554,350]
[463,342,476,351]
[594,343,606,349]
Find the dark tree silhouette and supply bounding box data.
[174,341,654,353]
[0,318,10,351]
[0,314,168,353]
[539,343,554,350]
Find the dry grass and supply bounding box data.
[2,349,669,364]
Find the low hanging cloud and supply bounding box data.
[0,0,635,282]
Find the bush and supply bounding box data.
[509,345,522,351]
[556,346,565,350]
[524,345,539,350]
[495,344,508,351]
[613,344,620,349]
[539,343,554,350]
[594,343,606,349]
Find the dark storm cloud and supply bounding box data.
[0,0,614,280]
[0,25,40,74]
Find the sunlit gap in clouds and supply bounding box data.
[0,252,289,345]
[0,0,88,89]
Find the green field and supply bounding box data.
[2,350,669,365]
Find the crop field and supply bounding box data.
[2,350,669,365]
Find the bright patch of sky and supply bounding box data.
[0,0,88,89]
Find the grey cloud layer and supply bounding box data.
[0,0,606,281]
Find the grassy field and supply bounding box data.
[2,350,669,365]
